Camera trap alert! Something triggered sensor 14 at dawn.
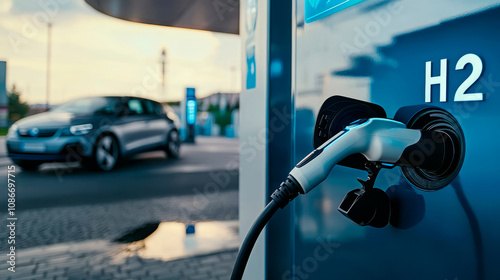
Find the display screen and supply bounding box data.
[186,99,196,125]
[305,0,367,23]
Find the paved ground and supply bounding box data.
[1,137,239,249]
[0,137,239,210]
[0,191,239,279]
[2,190,238,249]
[0,240,237,280]
[0,136,241,279]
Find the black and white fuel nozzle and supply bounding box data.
[288,118,420,194]
[231,96,464,280]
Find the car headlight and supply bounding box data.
[67,124,93,136]
[7,124,18,137]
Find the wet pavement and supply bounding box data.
[1,220,239,279]
[0,191,239,279]
[0,137,240,279]
[4,190,238,249]
[118,220,238,262]
[0,240,237,280]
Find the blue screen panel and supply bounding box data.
[305,0,367,23]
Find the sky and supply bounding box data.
[0,0,241,105]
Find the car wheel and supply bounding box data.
[13,160,41,171]
[165,129,181,158]
[93,134,119,171]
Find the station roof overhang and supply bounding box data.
[85,0,239,34]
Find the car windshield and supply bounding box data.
[53,97,117,115]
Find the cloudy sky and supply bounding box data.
[0,0,241,105]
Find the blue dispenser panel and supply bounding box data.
[292,0,500,279]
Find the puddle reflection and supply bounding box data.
[115,220,238,262]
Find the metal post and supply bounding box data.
[46,22,52,110]
[161,48,166,95]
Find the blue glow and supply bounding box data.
[305,0,367,23]
[270,59,283,78]
[186,100,196,125]
[322,130,347,151]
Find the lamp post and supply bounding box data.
[161,48,166,95]
[46,22,52,110]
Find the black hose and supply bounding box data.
[230,200,280,280]
[231,176,302,280]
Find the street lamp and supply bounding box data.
[161,48,166,95]
[46,22,52,110]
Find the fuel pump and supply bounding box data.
[231,96,466,280]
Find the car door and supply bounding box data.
[113,98,154,154]
[141,99,169,148]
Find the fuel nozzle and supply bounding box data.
[289,118,425,194]
[231,97,466,279]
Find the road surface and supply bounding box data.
[0,137,239,248]
[0,137,239,210]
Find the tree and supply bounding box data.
[8,85,29,121]
[207,99,237,136]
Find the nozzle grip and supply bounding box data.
[289,118,422,193]
[290,129,358,193]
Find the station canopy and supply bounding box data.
[85,0,239,34]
